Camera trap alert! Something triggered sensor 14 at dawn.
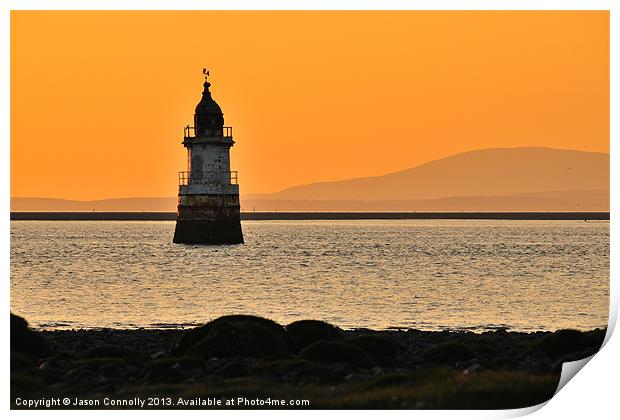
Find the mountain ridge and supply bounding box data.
[245,147,608,201]
[11,147,609,212]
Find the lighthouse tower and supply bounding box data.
[173,73,244,244]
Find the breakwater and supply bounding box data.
[10,211,610,221]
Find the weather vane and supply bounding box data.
[202,68,210,80]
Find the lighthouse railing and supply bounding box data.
[184,126,233,138]
[179,171,238,186]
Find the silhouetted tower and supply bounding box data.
[173,72,243,244]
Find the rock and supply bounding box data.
[421,342,477,364]
[463,336,502,360]
[215,359,249,378]
[37,355,76,383]
[189,325,262,358]
[10,313,47,358]
[150,350,168,360]
[526,329,597,359]
[253,357,334,382]
[585,328,606,348]
[462,363,482,375]
[11,351,35,371]
[300,340,374,368]
[286,320,344,353]
[174,324,212,355]
[145,356,205,382]
[371,366,385,376]
[65,357,130,380]
[176,315,287,359]
[86,344,143,361]
[345,335,398,359]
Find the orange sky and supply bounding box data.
[11,11,609,200]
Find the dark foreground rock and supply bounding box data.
[11,313,48,358]
[9,313,606,409]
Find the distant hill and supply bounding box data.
[11,147,609,212]
[245,147,609,201]
[10,197,178,212]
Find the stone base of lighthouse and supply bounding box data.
[173,194,243,245]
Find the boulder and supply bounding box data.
[286,320,344,353]
[175,315,287,359]
[10,313,47,358]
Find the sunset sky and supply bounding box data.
[10,11,609,200]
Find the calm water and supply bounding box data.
[10,220,609,332]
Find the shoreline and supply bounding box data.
[10,211,610,221]
[11,314,606,409]
[28,325,609,334]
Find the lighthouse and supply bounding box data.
[173,72,244,244]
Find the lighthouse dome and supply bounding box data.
[194,80,224,137]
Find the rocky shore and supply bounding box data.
[10,313,606,409]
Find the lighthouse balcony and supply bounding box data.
[179,170,238,186]
[184,125,232,140]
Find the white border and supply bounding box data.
[0,0,615,11]
[2,1,617,419]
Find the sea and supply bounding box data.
[10,220,609,332]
